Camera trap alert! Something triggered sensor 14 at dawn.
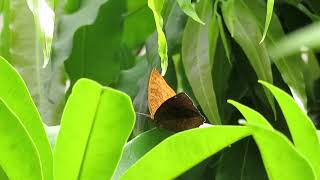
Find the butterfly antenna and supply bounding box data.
[135,112,151,118]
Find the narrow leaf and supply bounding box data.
[147,0,168,75]
[245,0,307,110]
[176,0,204,25]
[260,0,274,43]
[120,126,250,179]
[222,0,275,113]
[54,79,135,180]
[182,0,221,124]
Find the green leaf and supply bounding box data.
[260,0,274,43]
[216,12,231,64]
[63,0,81,13]
[301,50,320,100]
[0,166,8,180]
[0,99,42,180]
[115,56,148,99]
[245,0,307,110]
[147,0,168,75]
[54,79,135,180]
[120,126,250,179]
[182,0,221,124]
[176,0,204,25]
[0,0,66,125]
[228,100,273,129]
[63,0,125,87]
[123,1,155,49]
[114,128,173,179]
[248,125,316,180]
[221,0,275,114]
[270,21,320,59]
[0,57,53,180]
[259,81,320,179]
[215,138,268,180]
[25,0,55,67]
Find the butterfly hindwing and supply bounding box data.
[154,93,205,132]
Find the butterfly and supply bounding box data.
[147,68,205,132]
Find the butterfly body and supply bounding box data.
[148,69,205,132]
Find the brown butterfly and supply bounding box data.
[147,68,205,132]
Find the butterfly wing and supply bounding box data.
[154,92,205,132]
[148,69,176,119]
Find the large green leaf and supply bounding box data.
[248,125,316,180]
[114,128,173,179]
[123,0,155,49]
[230,100,316,179]
[221,0,275,113]
[0,99,42,180]
[0,0,65,125]
[0,57,53,180]
[245,0,307,109]
[182,0,221,124]
[115,56,148,99]
[63,0,125,87]
[260,81,320,179]
[120,126,250,179]
[54,79,135,180]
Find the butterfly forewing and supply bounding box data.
[148,69,176,119]
[154,93,205,132]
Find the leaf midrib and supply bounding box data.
[76,89,104,179]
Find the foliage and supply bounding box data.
[0,0,320,179]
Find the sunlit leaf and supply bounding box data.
[54,79,135,180]
[0,57,53,180]
[114,128,173,179]
[260,81,320,179]
[25,0,54,67]
[260,0,274,43]
[249,124,316,180]
[120,126,250,179]
[147,0,168,75]
[0,99,42,180]
[228,100,273,129]
[0,0,65,125]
